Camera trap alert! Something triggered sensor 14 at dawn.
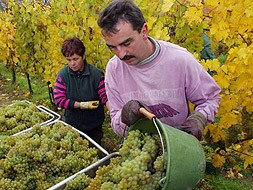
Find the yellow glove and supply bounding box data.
[80,100,99,109]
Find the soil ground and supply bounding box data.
[0,78,23,106]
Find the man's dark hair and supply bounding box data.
[97,0,146,34]
[61,37,86,57]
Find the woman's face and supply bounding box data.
[102,20,151,65]
[66,53,84,72]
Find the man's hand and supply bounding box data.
[176,111,207,140]
[80,100,99,109]
[121,100,144,126]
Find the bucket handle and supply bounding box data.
[139,107,156,120]
[139,107,167,187]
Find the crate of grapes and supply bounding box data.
[48,152,120,190]
[0,100,61,137]
[48,122,168,190]
[0,120,109,190]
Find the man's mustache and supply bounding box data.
[120,55,135,61]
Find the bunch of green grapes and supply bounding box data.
[0,101,51,136]
[65,173,91,190]
[65,129,167,190]
[0,122,100,190]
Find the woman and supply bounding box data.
[53,37,108,145]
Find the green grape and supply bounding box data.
[0,143,11,159]
[0,178,26,190]
[120,152,152,187]
[85,176,102,190]
[142,134,159,160]
[154,154,167,173]
[85,129,165,190]
[5,117,17,130]
[5,107,16,117]
[65,173,91,190]
[95,157,121,184]
[0,101,51,136]
[0,115,6,125]
[14,109,24,122]
[119,130,144,161]
[100,181,117,190]
[141,172,163,190]
[72,136,89,151]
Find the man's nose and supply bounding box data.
[115,46,127,60]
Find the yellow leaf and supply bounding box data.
[206,59,220,71]
[205,124,226,142]
[184,6,203,25]
[26,5,33,13]
[205,0,220,6]
[2,43,7,48]
[243,153,253,169]
[13,56,19,63]
[212,153,226,168]
[220,64,228,73]
[87,17,96,28]
[219,113,238,129]
[161,0,175,13]
[189,0,202,6]
[227,65,236,74]
[147,16,157,29]
[210,20,229,41]
[213,73,230,89]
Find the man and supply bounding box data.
[97,0,221,140]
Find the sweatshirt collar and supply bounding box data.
[137,37,161,65]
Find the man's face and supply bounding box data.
[102,20,149,65]
[66,53,84,72]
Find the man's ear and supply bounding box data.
[142,23,148,39]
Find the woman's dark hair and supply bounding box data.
[61,37,85,57]
[97,0,145,34]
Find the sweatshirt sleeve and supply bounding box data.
[53,74,75,109]
[185,55,221,123]
[105,62,128,137]
[97,73,108,105]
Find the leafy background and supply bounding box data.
[0,0,252,186]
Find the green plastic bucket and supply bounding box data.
[129,118,206,190]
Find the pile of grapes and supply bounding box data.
[0,122,100,189]
[0,101,51,137]
[65,129,167,190]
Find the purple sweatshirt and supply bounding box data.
[105,40,221,137]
